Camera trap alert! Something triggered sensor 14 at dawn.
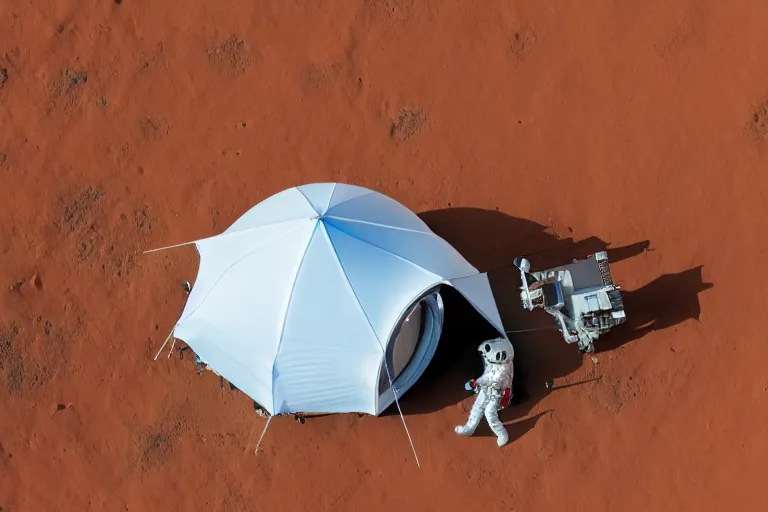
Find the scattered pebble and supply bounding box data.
[29,273,43,290]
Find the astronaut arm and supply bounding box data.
[464,372,489,392]
[474,372,491,387]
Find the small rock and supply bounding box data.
[0,67,8,86]
[57,403,66,411]
[29,273,42,290]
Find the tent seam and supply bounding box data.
[323,218,444,281]
[181,221,311,322]
[295,187,322,216]
[322,223,383,350]
[324,191,375,215]
[323,222,388,412]
[324,215,434,236]
[322,183,338,214]
[329,216,476,273]
[270,220,320,413]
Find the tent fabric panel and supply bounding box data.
[324,221,441,344]
[325,192,432,233]
[174,318,276,414]
[175,221,317,412]
[296,183,337,216]
[449,272,506,336]
[182,219,312,320]
[272,336,381,414]
[325,217,478,280]
[224,187,317,234]
[326,183,374,210]
[273,222,382,413]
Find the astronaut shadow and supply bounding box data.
[474,409,553,439]
[395,207,651,416]
[594,265,714,352]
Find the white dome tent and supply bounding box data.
[147,183,507,461]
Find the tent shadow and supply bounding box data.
[392,207,711,418]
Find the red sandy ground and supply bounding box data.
[2,0,767,510]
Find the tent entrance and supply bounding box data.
[390,301,424,380]
[376,288,444,413]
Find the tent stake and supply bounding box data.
[254,415,273,455]
[153,329,174,361]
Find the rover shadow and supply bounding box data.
[396,207,710,419]
[595,266,714,351]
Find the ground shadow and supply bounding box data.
[595,266,714,351]
[475,409,553,439]
[395,207,711,420]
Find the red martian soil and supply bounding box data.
[2,0,768,510]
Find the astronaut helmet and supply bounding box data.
[478,337,514,364]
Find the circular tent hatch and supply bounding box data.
[377,287,444,411]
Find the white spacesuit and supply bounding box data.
[455,337,515,447]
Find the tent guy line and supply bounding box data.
[141,217,307,254]
[153,329,175,361]
[382,360,421,468]
[505,326,558,334]
[254,415,273,455]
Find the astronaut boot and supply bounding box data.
[485,400,510,447]
[454,425,474,436]
[455,390,488,436]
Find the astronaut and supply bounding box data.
[455,337,515,447]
